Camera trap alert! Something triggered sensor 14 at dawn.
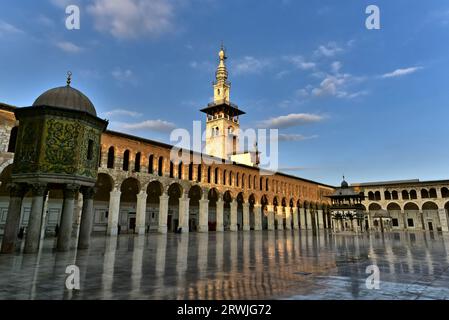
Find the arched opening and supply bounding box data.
[237,192,244,230]
[214,168,219,184]
[169,161,174,178]
[229,171,233,186]
[387,203,401,229]
[93,173,114,233]
[188,163,193,181]
[442,188,449,198]
[384,191,391,200]
[236,173,240,187]
[107,147,115,169]
[410,190,417,200]
[223,170,227,186]
[119,178,140,233]
[266,179,269,192]
[248,175,252,189]
[241,174,245,188]
[188,185,202,232]
[422,201,439,231]
[392,191,399,200]
[158,157,164,176]
[146,180,163,232]
[148,155,154,174]
[429,188,437,199]
[261,195,268,229]
[404,202,420,229]
[368,191,374,201]
[402,190,409,200]
[248,194,256,229]
[167,183,182,232]
[223,191,233,231]
[7,126,18,153]
[281,198,287,229]
[421,189,429,199]
[374,191,381,201]
[260,177,263,191]
[208,188,219,231]
[273,197,279,229]
[197,165,202,182]
[134,152,141,172]
[207,167,212,183]
[178,162,183,179]
[122,150,130,171]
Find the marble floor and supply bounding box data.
[0,230,449,300]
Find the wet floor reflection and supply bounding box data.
[1,230,449,300]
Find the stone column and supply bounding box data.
[276,206,284,230]
[198,194,209,232]
[135,190,147,235]
[242,202,250,231]
[253,204,262,231]
[158,193,169,234]
[1,183,27,254]
[299,207,306,230]
[41,193,50,241]
[107,188,121,236]
[292,207,299,230]
[216,197,224,232]
[230,199,238,231]
[352,219,359,233]
[72,191,83,238]
[398,210,405,231]
[178,193,190,233]
[78,187,96,249]
[57,184,79,252]
[438,208,449,232]
[285,206,292,230]
[267,205,275,230]
[24,184,47,254]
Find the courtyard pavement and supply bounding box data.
[0,230,449,300]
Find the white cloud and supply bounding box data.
[283,55,316,70]
[55,41,83,53]
[87,0,175,39]
[0,20,24,36]
[111,68,136,84]
[314,42,344,57]
[259,113,324,129]
[381,67,423,79]
[119,119,176,132]
[232,56,272,75]
[103,109,143,118]
[278,133,318,142]
[331,61,342,73]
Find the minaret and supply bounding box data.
[200,45,246,160]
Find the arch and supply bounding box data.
[387,203,401,211]
[0,164,14,196]
[7,126,18,153]
[404,202,419,210]
[229,171,233,186]
[236,192,244,230]
[236,172,240,187]
[188,163,193,181]
[214,168,219,184]
[368,191,374,201]
[188,185,203,232]
[169,161,174,178]
[421,189,429,199]
[157,156,164,176]
[107,146,115,169]
[146,180,163,231]
[223,190,233,231]
[384,191,391,200]
[374,191,381,201]
[248,175,252,189]
[197,164,202,182]
[134,152,141,172]
[207,166,212,183]
[422,201,438,210]
[402,190,409,200]
[208,188,219,231]
[223,170,227,186]
[260,177,263,191]
[429,188,437,199]
[167,182,183,232]
[122,150,130,171]
[442,187,449,198]
[409,189,417,200]
[253,176,257,191]
[266,178,269,192]
[368,203,382,211]
[241,173,245,188]
[148,154,154,174]
[392,190,399,200]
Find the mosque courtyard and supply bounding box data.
[0,230,448,300]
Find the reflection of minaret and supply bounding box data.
[215,232,224,300]
[155,234,167,298]
[197,233,208,299]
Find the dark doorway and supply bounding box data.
[129,217,136,232]
[428,222,433,231]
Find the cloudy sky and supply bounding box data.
[1,0,449,185]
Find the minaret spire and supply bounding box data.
[214,44,230,103]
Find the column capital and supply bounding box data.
[242,202,250,208]
[7,183,27,198]
[82,186,97,200]
[160,193,169,201]
[31,183,47,197]
[63,184,79,199]
[137,190,148,199]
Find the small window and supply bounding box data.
[392,219,399,227]
[87,140,94,160]
[407,219,414,227]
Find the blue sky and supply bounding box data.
[1,0,449,186]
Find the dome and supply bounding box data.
[341,179,349,188]
[33,85,96,116]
